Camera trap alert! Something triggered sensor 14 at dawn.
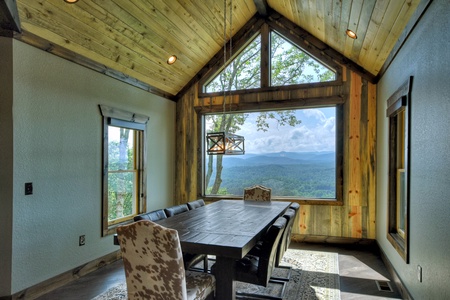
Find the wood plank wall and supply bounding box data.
[175,67,376,240]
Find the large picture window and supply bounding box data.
[203,106,341,201]
[99,105,148,236]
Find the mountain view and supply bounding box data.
[207,151,336,198]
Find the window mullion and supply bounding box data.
[260,24,270,88]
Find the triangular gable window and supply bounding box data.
[270,32,335,86]
[205,35,261,93]
[202,29,336,94]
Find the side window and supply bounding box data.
[99,105,148,236]
[386,77,412,262]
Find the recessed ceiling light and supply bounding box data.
[346,29,357,39]
[167,55,177,65]
[64,0,79,3]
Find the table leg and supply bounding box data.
[214,256,236,300]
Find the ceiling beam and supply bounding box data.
[0,0,21,36]
[13,30,177,101]
[253,0,269,17]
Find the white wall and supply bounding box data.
[2,39,175,294]
[376,0,450,298]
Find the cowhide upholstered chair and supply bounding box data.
[116,220,216,300]
[243,185,272,201]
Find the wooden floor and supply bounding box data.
[36,242,403,300]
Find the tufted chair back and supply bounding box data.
[116,220,215,300]
[243,185,272,201]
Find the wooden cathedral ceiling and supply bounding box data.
[2,0,426,99]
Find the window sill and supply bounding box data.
[202,196,343,206]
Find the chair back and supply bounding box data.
[257,216,287,285]
[164,203,189,217]
[276,208,296,266]
[187,199,205,210]
[133,209,167,222]
[116,220,188,300]
[243,185,272,201]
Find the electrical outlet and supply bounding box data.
[25,182,33,195]
[79,235,86,246]
[417,265,422,282]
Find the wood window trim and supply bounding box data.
[386,77,413,263]
[197,103,344,206]
[99,105,149,236]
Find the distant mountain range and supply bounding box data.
[221,151,335,168]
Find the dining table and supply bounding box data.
[156,199,291,300]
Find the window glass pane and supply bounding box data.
[108,126,134,171]
[108,171,137,221]
[270,32,335,85]
[107,125,138,223]
[205,35,261,92]
[205,107,336,198]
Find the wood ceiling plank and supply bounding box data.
[350,0,377,62]
[363,0,404,74]
[335,0,351,58]
[343,0,363,58]
[313,0,326,42]
[52,0,193,82]
[358,0,390,72]
[305,0,317,38]
[323,0,339,51]
[83,0,202,70]
[371,0,421,74]
[113,0,211,64]
[18,2,182,94]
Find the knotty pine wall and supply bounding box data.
[175,67,376,240]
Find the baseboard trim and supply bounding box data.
[2,250,121,300]
[377,242,413,300]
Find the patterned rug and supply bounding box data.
[92,249,340,300]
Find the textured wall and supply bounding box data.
[5,40,175,294]
[376,0,450,298]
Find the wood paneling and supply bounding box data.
[5,0,422,97]
[176,67,377,239]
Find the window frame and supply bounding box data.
[199,103,344,205]
[197,25,342,98]
[385,77,412,262]
[99,105,148,236]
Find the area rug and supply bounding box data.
[91,249,340,300]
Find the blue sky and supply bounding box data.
[233,107,336,154]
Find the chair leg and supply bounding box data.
[203,255,209,273]
[270,265,292,282]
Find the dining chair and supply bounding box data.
[133,208,167,222]
[271,208,297,282]
[116,220,216,300]
[187,199,206,210]
[164,203,190,217]
[243,185,272,201]
[165,202,209,272]
[230,216,287,299]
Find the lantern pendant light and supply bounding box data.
[206,0,244,155]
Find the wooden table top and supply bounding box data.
[156,200,291,259]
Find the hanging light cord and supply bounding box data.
[222,0,227,120]
[229,0,233,113]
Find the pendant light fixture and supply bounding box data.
[206,0,245,155]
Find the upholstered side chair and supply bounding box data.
[116,220,216,300]
[243,185,272,201]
